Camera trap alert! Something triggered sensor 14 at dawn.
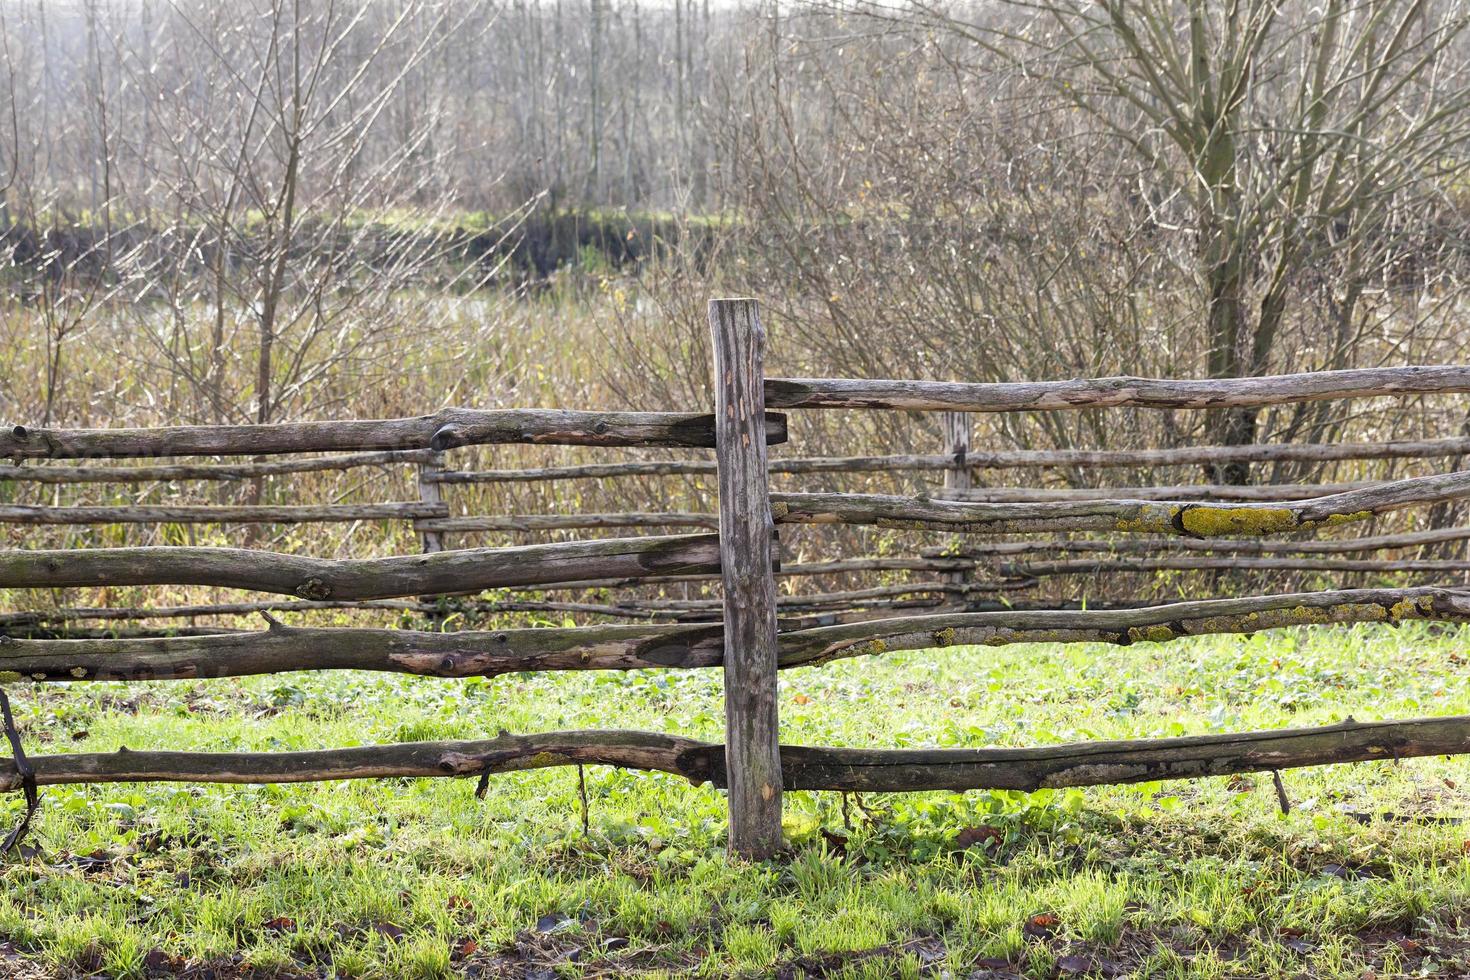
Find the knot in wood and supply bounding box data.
[295,577,332,600]
[10,425,27,440]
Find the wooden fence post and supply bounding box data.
[942,412,971,587]
[709,297,783,859]
[942,411,971,492]
[416,452,447,555]
[415,452,448,625]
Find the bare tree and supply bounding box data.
[887,0,1470,480]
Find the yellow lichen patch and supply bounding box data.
[1115,505,1180,533]
[1288,605,1334,624]
[1388,595,1437,621]
[0,670,21,684]
[1309,510,1374,529]
[1179,506,1298,537]
[1127,624,1175,643]
[861,638,888,657]
[931,627,957,647]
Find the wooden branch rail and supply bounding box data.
[1002,557,1470,578]
[0,410,787,459]
[5,436,1457,487]
[770,715,1470,792]
[415,512,718,533]
[0,533,737,600]
[938,482,1376,503]
[922,525,1470,558]
[765,366,1470,412]
[505,555,974,592]
[426,435,1470,483]
[6,588,1464,681]
[0,598,719,628]
[612,580,1031,614]
[0,451,435,484]
[4,715,1468,796]
[0,503,446,525]
[772,471,1470,536]
[772,587,1470,667]
[933,436,1470,470]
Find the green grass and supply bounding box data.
[3,622,1470,978]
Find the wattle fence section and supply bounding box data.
[4,299,1470,857]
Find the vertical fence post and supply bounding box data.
[415,452,447,625]
[415,452,447,556]
[941,412,971,587]
[709,297,783,859]
[942,411,971,494]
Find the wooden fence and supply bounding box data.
[5,299,1470,857]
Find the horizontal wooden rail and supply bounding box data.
[772,715,1470,792]
[433,460,720,483]
[772,472,1470,536]
[923,526,1470,558]
[0,598,717,629]
[512,556,974,593]
[7,434,1447,487]
[0,533,733,600]
[427,436,1470,484]
[5,587,1463,680]
[3,715,1467,794]
[0,617,726,680]
[416,512,719,533]
[1003,557,1470,577]
[775,587,1470,666]
[0,450,435,484]
[0,410,787,460]
[936,436,1470,470]
[0,557,979,628]
[765,366,1470,412]
[0,503,446,525]
[938,482,1375,503]
[612,580,1030,613]
[770,587,1470,664]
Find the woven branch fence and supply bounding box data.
[4,300,1470,856]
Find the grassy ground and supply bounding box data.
[0,623,1468,978]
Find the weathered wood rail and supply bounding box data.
[5,307,1470,859]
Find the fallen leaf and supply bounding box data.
[793,693,810,705]
[955,825,1003,850]
[262,917,295,933]
[1057,954,1094,975]
[447,895,473,911]
[536,913,576,934]
[142,948,182,973]
[450,937,478,961]
[373,922,405,941]
[1023,912,1059,938]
